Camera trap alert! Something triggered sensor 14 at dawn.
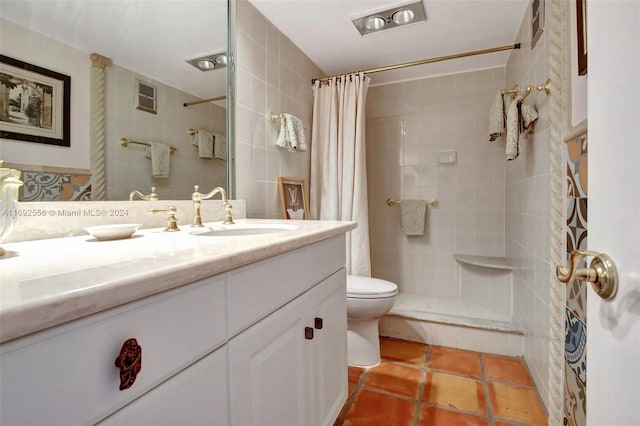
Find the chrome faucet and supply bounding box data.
[130,187,159,201]
[191,185,234,227]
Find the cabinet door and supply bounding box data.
[98,347,229,426]
[308,268,348,426]
[228,293,312,426]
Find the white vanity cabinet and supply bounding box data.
[0,275,228,426]
[98,346,230,426]
[227,234,348,426]
[0,232,349,426]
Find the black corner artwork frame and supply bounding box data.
[0,55,71,147]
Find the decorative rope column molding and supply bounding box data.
[90,53,112,200]
[547,0,570,423]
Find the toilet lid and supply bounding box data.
[347,275,398,298]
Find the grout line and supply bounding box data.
[334,367,369,425]
[412,344,431,426]
[479,353,495,424]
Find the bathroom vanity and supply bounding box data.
[0,219,355,425]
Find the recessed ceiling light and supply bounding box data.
[215,54,227,65]
[352,1,426,36]
[197,59,216,70]
[364,16,386,31]
[392,9,415,25]
[186,51,227,71]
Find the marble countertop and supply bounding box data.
[0,219,356,344]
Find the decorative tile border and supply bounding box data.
[21,172,92,201]
[564,133,587,425]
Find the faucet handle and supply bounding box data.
[192,185,203,201]
[149,206,180,232]
[130,187,159,201]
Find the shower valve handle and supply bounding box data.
[555,250,618,300]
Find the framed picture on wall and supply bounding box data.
[531,0,545,49]
[277,176,310,220]
[0,55,71,147]
[576,0,587,75]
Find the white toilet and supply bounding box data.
[346,275,398,367]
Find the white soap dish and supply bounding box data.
[84,224,142,241]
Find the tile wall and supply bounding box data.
[234,0,323,218]
[105,65,227,200]
[365,67,508,309]
[504,0,553,411]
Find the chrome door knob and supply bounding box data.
[556,250,618,299]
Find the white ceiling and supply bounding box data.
[0,0,530,99]
[249,0,529,86]
[0,0,228,102]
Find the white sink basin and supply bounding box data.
[190,223,297,237]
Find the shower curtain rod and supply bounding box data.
[183,95,226,107]
[311,43,521,84]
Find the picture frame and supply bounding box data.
[531,0,545,49]
[576,0,587,75]
[277,176,310,220]
[0,55,71,147]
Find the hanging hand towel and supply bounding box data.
[505,96,522,160]
[505,96,539,160]
[400,199,428,236]
[276,113,307,152]
[488,92,512,141]
[144,143,171,178]
[192,129,214,159]
[213,133,227,160]
[520,101,539,133]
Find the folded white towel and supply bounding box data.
[144,143,171,178]
[489,92,511,141]
[276,113,307,152]
[213,133,227,160]
[192,129,214,159]
[505,96,539,160]
[400,199,428,236]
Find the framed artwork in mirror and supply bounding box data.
[576,0,587,75]
[277,176,310,220]
[0,55,71,147]
[531,0,545,49]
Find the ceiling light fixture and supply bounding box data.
[186,51,227,71]
[352,1,426,36]
[391,9,415,25]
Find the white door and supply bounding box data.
[587,1,640,425]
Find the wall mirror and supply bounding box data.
[0,0,231,201]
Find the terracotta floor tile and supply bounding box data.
[348,383,357,397]
[380,337,428,365]
[428,346,482,378]
[348,365,365,384]
[418,405,489,425]
[343,388,415,426]
[363,361,423,398]
[484,354,533,386]
[489,382,548,425]
[423,372,486,415]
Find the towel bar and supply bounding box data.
[120,138,178,153]
[267,112,309,129]
[387,198,438,208]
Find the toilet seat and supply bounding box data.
[347,275,398,299]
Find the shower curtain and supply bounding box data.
[310,72,371,276]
